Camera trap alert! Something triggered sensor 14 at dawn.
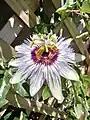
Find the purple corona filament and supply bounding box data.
[31,47,59,65]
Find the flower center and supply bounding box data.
[31,46,59,65]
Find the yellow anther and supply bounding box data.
[37,46,45,57]
[30,40,35,47]
[48,45,57,51]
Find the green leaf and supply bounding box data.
[87,98,90,106]
[14,117,19,120]
[56,0,75,14]
[22,82,30,95]
[81,1,90,13]
[19,112,27,120]
[67,0,74,5]
[74,104,83,119]
[0,70,11,99]
[42,86,51,100]
[0,70,4,75]
[0,78,10,98]
[13,83,29,97]
[2,112,12,120]
[1,112,12,120]
[0,98,8,108]
[34,23,50,34]
[56,4,67,14]
[80,74,90,82]
[3,70,12,84]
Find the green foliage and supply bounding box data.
[81,0,90,13]
[2,112,12,120]
[33,23,52,34]
[74,104,83,119]
[42,85,52,100]
[13,83,29,97]
[0,59,11,108]
[56,0,75,14]
[0,98,8,108]
[0,78,10,99]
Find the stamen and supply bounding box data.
[30,40,35,48]
[48,45,57,51]
[31,45,59,65]
[37,46,45,57]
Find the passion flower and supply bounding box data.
[9,33,85,102]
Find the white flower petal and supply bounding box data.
[57,37,65,45]
[15,44,32,57]
[15,44,30,51]
[29,64,41,78]
[49,65,60,78]
[46,66,64,102]
[9,54,33,67]
[10,63,33,84]
[20,64,36,80]
[56,62,79,81]
[9,59,21,67]
[57,55,74,64]
[10,66,30,84]
[43,66,48,81]
[10,60,36,84]
[75,53,85,62]
[10,71,22,84]
[57,38,70,50]
[30,65,45,96]
[60,53,85,63]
